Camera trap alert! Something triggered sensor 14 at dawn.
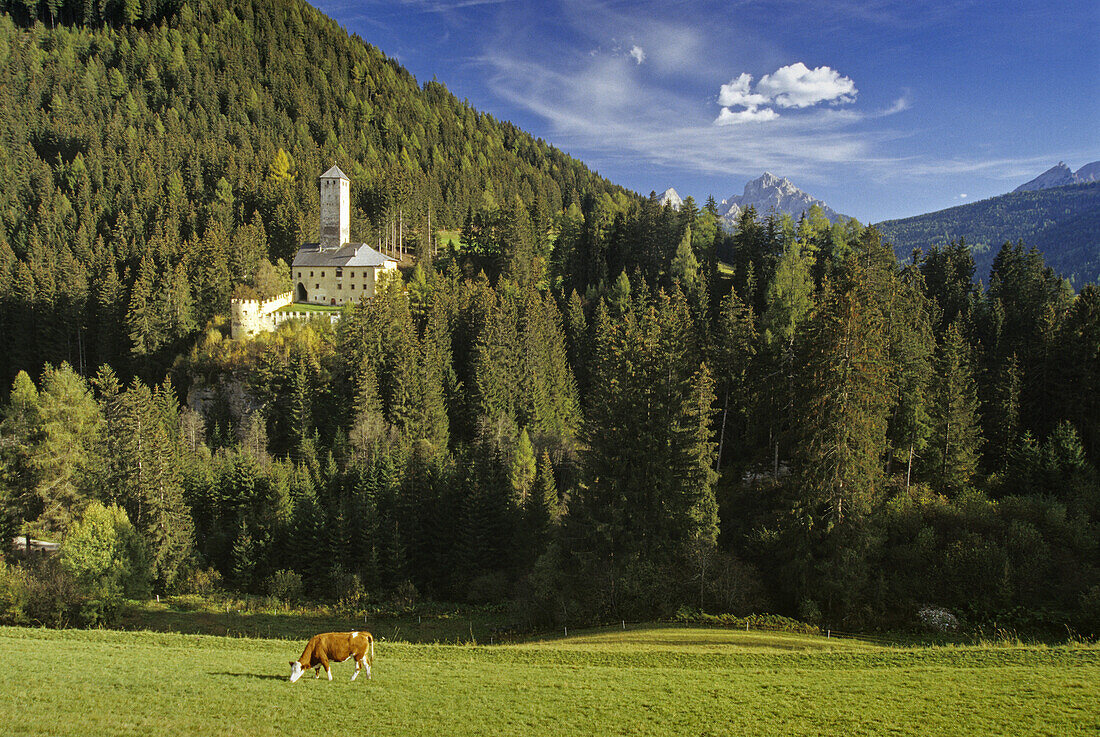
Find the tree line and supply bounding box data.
[3,191,1098,634]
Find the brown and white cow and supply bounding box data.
[289,631,374,683]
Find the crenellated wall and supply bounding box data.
[230,292,293,339]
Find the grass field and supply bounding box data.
[0,624,1095,736]
[437,229,462,248]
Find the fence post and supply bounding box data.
[564,626,568,637]
[746,622,749,632]
[622,620,626,630]
[827,629,831,639]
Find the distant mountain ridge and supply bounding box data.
[876,182,1100,288]
[660,173,846,227]
[717,173,845,227]
[1014,161,1100,192]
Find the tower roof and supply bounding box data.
[320,164,349,181]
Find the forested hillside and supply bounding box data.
[0,0,1098,636]
[0,0,632,385]
[876,183,1100,288]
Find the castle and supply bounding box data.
[231,165,398,339]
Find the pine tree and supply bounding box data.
[711,289,757,470]
[794,256,890,524]
[884,265,935,489]
[670,227,699,294]
[925,322,983,496]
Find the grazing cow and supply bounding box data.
[289,631,374,683]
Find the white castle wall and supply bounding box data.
[230,292,293,339]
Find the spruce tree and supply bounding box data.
[925,322,983,496]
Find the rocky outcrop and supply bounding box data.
[1014,161,1100,192]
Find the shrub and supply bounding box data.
[667,607,821,635]
[917,606,960,633]
[21,557,85,627]
[61,502,151,600]
[798,598,822,627]
[465,573,506,606]
[267,569,303,603]
[1078,585,1100,636]
[0,560,29,624]
[179,566,224,596]
[326,564,365,605]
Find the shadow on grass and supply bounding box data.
[210,671,287,681]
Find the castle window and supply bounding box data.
[350,271,355,278]
[337,284,342,290]
[351,284,355,290]
[315,284,319,289]
[297,271,301,278]
[321,271,325,277]
[310,271,314,277]
[336,268,343,278]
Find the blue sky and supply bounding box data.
[314,0,1099,222]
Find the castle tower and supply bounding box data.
[319,164,350,250]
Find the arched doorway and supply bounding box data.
[296,283,308,302]
[330,298,337,305]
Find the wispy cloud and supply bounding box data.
[482,49,888,183]
[629,45,646,64]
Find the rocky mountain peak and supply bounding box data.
[714,172,844,227]
[658,187,684,211]
[1013,161,1100,192]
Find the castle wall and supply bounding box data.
[293,263,392,306]
[230,292,292,339]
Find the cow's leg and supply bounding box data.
[352,658,360,681]
[320,655,332,681]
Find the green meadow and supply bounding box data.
[0,625,1095,736]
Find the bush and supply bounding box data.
[179,566,224,596]
[21,557,85,627]
[61,502,151,601]
[667,607,821,635]
[0,560,29,624]
[704,553,767,615]
[326,564,365,605]
[798,598,823,627]
[465,573,506,605]
[1078,585,1100,636]
[917,606,960,633]
[266,569,303,603]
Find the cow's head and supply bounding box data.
[289,661,304,683]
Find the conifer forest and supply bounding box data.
[0,0,1097,636]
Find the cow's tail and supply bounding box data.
[367,633,374,667]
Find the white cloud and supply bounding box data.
[629,45,646,65]
[711,63,857,127]
[958,193,968,199]
[756,62,857,108]
[717,73,769,108]
[715,106,779,125]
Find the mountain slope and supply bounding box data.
[876,182,1100,287]
[717,173,845,226]
[1014,161,1100,192]
[0,0,632,382]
